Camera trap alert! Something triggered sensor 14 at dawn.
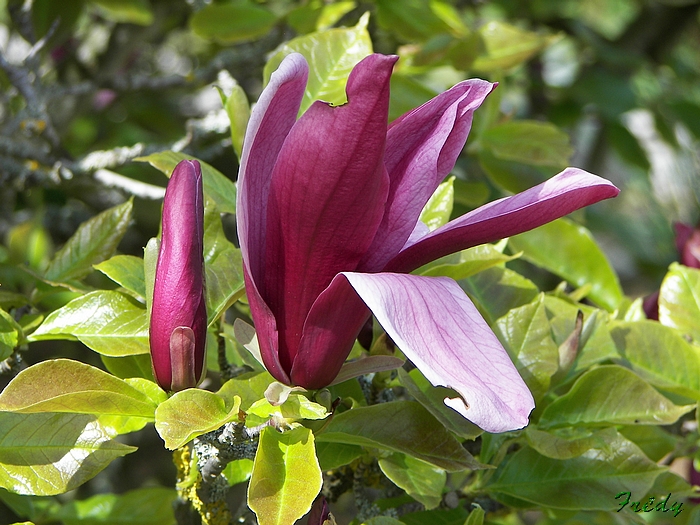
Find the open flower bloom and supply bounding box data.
[150,159,207,392]
[237,53,619,432]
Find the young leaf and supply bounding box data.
[154,388,241,449]
[0,359,157,418]
[248,426,322,525]
[419,177,454,231]
[135,151,237,214]
[263,13,373,115]
[29,291,149,356]
[316,401,483,472]
[481,121,572,168]
[539,365,694,428]
[472,21,554,72]
[44,199,133,283]
[0,412,135,496]
[315,442,363,471]
[0,308,20,361]
[189,1,276,44]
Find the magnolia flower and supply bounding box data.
[237,53,619,432]
[150,159,207,392]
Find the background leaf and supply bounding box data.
[658,263,700,342]
[94,255,146,301]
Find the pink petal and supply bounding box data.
[237,53,308,283]
[342,272,535,433]
[359,80,495,271]
[290,276,370,389]
[261,54,396,369]
[387,168,620,273]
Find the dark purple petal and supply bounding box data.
[674,222,700,268]
[261,54,396,370]
[237,53,308,285]
[150,160,207,391]
[387,168,620,273]
[342,272,535,432]
[290,276,370,389]
[359,79,495,271]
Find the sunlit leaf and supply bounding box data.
[90,0,153,25]
[525,427,620,460]
[248,426,322,525]
[154,388,241,449]
[264,13,373,115]
[222,459,254,486]
[0,413,135,496]
[658,263,700,342]
[45,199,133,283]
[29,291,149,356]
[473,21,554,72]
[94,255,146,301]
[481,121,572,167]
[0,309,19,361]
[419,176,454,231]
[315,442,362,471]
[0,359,157,418]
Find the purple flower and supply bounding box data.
[674,222,700,269]
[236,53,619,432]
[150,159,207,392]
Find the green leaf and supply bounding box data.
[94,255,146,300]
[203,204,245,326]
[419,177,454,231]
[220,82,250,160]
[217,371,275,411]
[611,320,700,400]
[486,433,665,510]
[378,453,446,509]
[464,504,484,525]
[90,0,153,25]
[473,21,553,72]
[29,291,149,356]
[248,426,322,525]
[154,387,241,449]
[363,518,404,525]
[495,294,559,401]
[0,309,19,361]
[618,426,676,463]
[264,13,373,116]
[101,354,154,381]
[189,1,276,44]
[45,199,133,283]
[55,487,176,525]
[420,243,519,281]
[315,442,362,471]
[144,237,158,320]
[658,263,700,342]
[539,365,694,428]
[481,121,572,167]
[0,412,135,495]
[525,427,621,460]
[374,0,456,42]
[460,266,539,324]
[135,151,237,214]
[388,73,436,123]
[246,394,329,426]
[399,507,468,525]
[0,359,157,418]
[397,368,482,440]
[508,218,623,311]
[222,459,253,486]
[316,401,483,471]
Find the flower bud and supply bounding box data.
[150,159,207,391]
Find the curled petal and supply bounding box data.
[237,52,309,283]
[342,272,534,433]
[387,167,620,273]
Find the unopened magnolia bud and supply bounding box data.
[149,159,207,391]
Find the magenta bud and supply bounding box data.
[150,159,207,391]
[674,222,700,269]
